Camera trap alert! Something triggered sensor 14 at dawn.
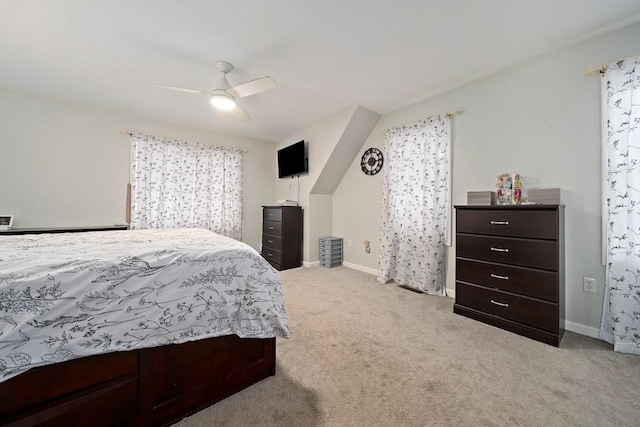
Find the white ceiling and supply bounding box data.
[1,1,639,143]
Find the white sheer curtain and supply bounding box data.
[130,132,243,240]
[378,115,451,295]
[599,55,640,355]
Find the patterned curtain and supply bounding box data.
[378,115,451,295]
[599,55,640,355]
[130,133,243,240]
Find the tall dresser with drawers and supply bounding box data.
[262,205,303,271]
[454,205,564,346]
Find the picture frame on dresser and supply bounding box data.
[453,205,564,346]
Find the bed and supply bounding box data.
[0,227,290,426]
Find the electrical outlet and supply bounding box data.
[583,277,596,293]
[347,239,352,247]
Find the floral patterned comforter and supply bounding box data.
[0,228,290,383]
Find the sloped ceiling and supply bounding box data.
[311,106,380,195]
[1,1,638,142]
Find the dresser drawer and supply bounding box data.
[457,234,558,271]
[263,221,282,236]
[262,247,282,265]
[457,209,558,239]
[456,258,558,302]
[456,282,558,333]
[263,208,282,222]
[262,234,282,251]
[265,260,281,270]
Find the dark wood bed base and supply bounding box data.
[0,334,276,426]
[1,227,277,425]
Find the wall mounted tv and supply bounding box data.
[277,140,308,178]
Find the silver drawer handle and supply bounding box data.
[491,299,509,307]
[490,220,509,225]
[490,247,509,253]
[268,253,273,257]
[268,226,274,230]
[490,274,509,280]
[268,239,273,243]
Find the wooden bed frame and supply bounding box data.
[0,334,276,426]
[1,226,279,425]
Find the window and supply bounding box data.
[130,133,243,240]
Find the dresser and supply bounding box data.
[262,206,303,270]
[453,205,564,346]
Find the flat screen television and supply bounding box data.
[277,140,307,178]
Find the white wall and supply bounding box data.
[333,23,640,335]
[275,106,379,263]
[308,193,333,264]
[275,107,359,261]
[0,91,276,250]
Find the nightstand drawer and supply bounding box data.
[457,234,558,271]
[456,258,558,302]
[456,282,558,333]
[263,208,283,222]
[262,235,282,251]
[262,248,282,265]
[457,209,558,239]
[263,221,282,236]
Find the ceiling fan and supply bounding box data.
[148,61,277,121]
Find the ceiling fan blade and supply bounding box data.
[227,76,276,98]
[144,83,208,95]
[231,105,251,122]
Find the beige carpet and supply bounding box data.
[177,266,640,427]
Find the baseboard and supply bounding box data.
[340,264,458,297]
[342,261,378,276]
[564,320,600,339]
[308,264,599,339]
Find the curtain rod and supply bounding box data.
[584,64,607,76]
[380,109,459,135]
[120,130,247,153]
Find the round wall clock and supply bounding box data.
[361,147,384,175]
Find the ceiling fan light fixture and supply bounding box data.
[210,92,236,110]
[149,61,275,122]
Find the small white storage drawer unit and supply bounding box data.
[454,205,564,346]
[319,237,343,268]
